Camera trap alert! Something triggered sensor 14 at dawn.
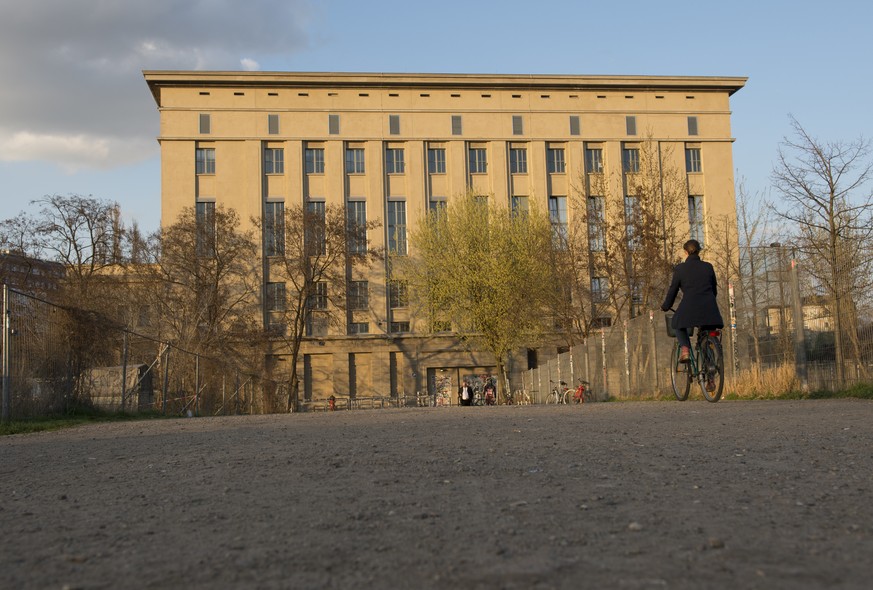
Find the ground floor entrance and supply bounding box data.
[426,366,497,406]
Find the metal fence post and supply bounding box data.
[649,311,660,392]
[121,331,129,412]
[623,321,630,397]
[162,345,170,415]
[728,282,739,380]
[600,329,608,399]
[2,284,10,422]
[790,257,809,392]
[194,354,200,417]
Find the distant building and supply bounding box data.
[144,71,746,403]
[0,250,64,296]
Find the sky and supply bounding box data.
[1,0,871,234]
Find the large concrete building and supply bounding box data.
[144,71,746,405]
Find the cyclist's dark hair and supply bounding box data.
[683,239,701,256]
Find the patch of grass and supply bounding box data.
[0,408,167,436]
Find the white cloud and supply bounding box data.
[0,0,316,170]
[241,58,261,71]
[0,129,157,173]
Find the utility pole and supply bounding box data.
[2,284,10,422]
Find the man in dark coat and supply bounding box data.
[661,240,724,361]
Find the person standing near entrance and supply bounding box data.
[661,239,724,361]
[458,379,474,406]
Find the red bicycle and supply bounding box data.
[572,379,590,404]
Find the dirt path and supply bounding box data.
[2,400,872,589]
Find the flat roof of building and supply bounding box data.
[144,71,747,105]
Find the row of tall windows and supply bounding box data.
[196,144,702,178]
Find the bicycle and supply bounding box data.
[546,380,572,404]
[572,379,590,404]
[665,312,724,402]
[507,389,532,405]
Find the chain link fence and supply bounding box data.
[520,245,873,399]
[1,285,273,420]
[5,242,872,419]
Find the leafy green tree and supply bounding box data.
[402,190,556,393]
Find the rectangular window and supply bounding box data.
[345,148,365,174]
[305,147,325,174]
[549,196,568,246]
[688,116,699,136]
[264,201,285,256]
[512,115,524,135]
[349,322,369,335]
[307,281,328,310]
[587,196,605,252]
[389,114,400,135]
[347,200,367,254]
[306,313,328,337]
[585,148,603,173]
[569,115,581,136]
[387,201,407,255]
[388,280,409,308]
[622,148,640,173]
[195,148,215,175]
[689,195,705,248]
[386,148,405,174]
[511,196,529,217]
[348,280,369,310]
[429,198,447,216]
[624,195,640,250]
[305,201,326,256]
[195,201,215,257]
[264,148,284,174]
[547,148,566,174]
[427,148,446,174]
[328,114,340,135]
[509,148,528,174]
[626,116,637,136]
[265,282,286,312]
[685,147,702,173]
[199,113,211,134]
[591,277,608,303]
[389,321,410,334]
[268,114,279,135]
[468,147,487,174]
[451,115,463,136]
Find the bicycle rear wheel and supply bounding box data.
[699,337,724,402]
[670,343,691,401]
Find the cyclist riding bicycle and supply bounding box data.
[660,239,724,365]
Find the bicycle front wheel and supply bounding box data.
[670,343,691,401]
[546,391,558,404]
[699,337,724,402]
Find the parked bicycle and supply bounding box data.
[505,389,533,405]
[572,379,590,404]
[666,312,724,402]
[546,380,572,404]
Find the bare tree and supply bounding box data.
[566,134,689,334]
[259,202,382,411]
[143,205,261,358]
[771,116,873,383]
[732,181,780,365]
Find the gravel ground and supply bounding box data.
[2,399,872,589]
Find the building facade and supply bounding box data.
[144,71,746,404]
